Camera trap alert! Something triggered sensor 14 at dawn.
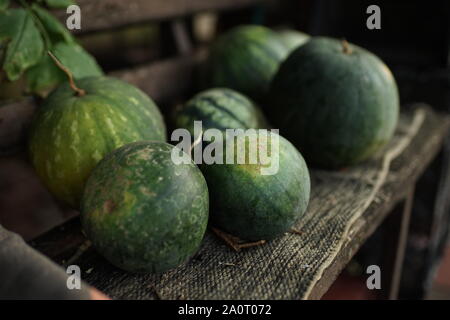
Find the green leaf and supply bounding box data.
[31,4,75,44]
[25,52,65,97]
[0,0,10,11]
[26,42,103,96]
[45,0,76,9]
[0,9,44,81]
[53,42,103,78]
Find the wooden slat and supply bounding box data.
[29,107,450,300]
[0,98,36,155]
[56,0,265,33]
[110,49,207,102]
[306,108,450,299]
[0,50,206,153]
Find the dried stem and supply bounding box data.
[238,240,266,249]
[47,51,85,96]
[342,39,352,54]
[64,240,92,267]
[211,227,266,252]
[212,227,241,251]
[289,228,304,236]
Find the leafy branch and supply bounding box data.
[0,0,103,98]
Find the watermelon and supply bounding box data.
[28,76,166,208]
[172,88,268,137]
[204,25,289,101]
[278,29,310,52]
[81,141,209,273]
[268,37,399,169]
[201,130,310,241]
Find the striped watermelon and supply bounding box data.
[204,25,289,101]
[172,88,268,136]
[81,141,209,273]
[29,76,166,208]
[201,130,311,241]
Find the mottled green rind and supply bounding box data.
[173,88,269,136]
[278,29,310,53]
[268,37,399,169]
[205,25,289,100]
[81,141,209,273]
[28,76,166,208]
[201,131,310,241]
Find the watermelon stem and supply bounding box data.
[47,51,86,96]
[342,39,352,54]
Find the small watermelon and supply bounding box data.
[278,29,310,53]
[29,76,166,208]
[172,88,268,136]
[81,141,209,273]
[204,25,289,101]
[201,130,310,241]
[268,37,399,169]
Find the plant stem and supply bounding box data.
[342,39,352,54]
[48,51,85,96]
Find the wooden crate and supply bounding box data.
[1,0,450,300]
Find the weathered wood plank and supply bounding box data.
[29,106,450,300]
[110,49,206,102]
[306,107,449,299]
[56,0,265,33]
[0,98,37,155]
[0,50,206,153]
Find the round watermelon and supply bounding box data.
[172,88,268,136]
[81,141,209,273]
[278,29,310,53]
[268,37,399,169]
[201,130,310,241]
[204,25,289,101]
[28,76,166,208]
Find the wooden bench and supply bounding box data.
[30,106,450,299]
[1,0,449,300]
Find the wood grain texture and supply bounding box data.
[0,51,206,152]
[29,106,450,300]
[55,0,265,33]
[110,49,206,102]
[0,98,36,155]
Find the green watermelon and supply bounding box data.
[268,37,399,169]
[29,76,166,208]
[172,88,268,136]
[201,130,310,241]
[81,141,209,273]
[204,25,289,101]
[278,29,310,53]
